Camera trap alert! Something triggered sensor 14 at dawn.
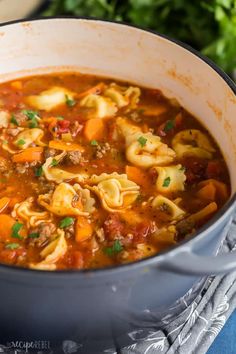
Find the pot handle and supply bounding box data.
[161,218,236,276]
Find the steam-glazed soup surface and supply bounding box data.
[0,73,230,270]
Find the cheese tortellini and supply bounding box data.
[12,197,52,228]
[42,152,87,184]
[172,129,215,159]
[38,182,95,217]
[13,128,46,149]
[154,164,186,193]
[87,172,140,212]
[30,229,67,271]
[27,86,75,111]
[116,117,176,168]
[0,110,10,128]
[104,83,141,109]
[80,94,117,119]
[152,195,186,220]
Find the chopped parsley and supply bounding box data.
[59,217,75,228]
[16,139,26,146]
[65,95,76,107]
[10,115,19,126]
[22,110,39,128]
[5,243,20,250]
[90,140,98,146]
[104,240,123,256]
[164,120,175,132]
[137,136,147,147]
[11,222,23,240]
[50,158,59,167]
[162,176,171,187]
[28,232,40,239]
[35,166,43,177]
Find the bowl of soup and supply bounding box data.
[0,18,235,350]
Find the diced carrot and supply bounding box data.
[49,140,84,152]
[10,81,23,90]
[77,83,105,98]
[75,217,93,243]
[84,118,105,141]
[0,197,10,214]
[0,215,16,240]
[12,147,43,163]
[197,182,216,201]
[125,165,147,187]
[199,179,228,201]
[120,210,143,225]
[142,123,149,133]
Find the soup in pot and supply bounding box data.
[0,73,230,270]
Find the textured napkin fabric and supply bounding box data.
[119,219,236,354]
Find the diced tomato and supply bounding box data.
[206,161,223,179]
[184,157,208,184]
[57,119,71,134]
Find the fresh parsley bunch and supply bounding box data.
[43,0,236,74]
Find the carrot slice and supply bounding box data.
[0,197,10,214]
[49,140,84,152]
[84,118,105,141]
[75,217,93,243]
[0,215,16,240]
[199,179,228,201]
[125,165,147,187]
[197,182,216,201]
[78,83,105,98]
[12,147,43,163]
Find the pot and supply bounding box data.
[0,18,235,353]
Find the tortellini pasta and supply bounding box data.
[12,197,52,228]
[0,110,9,128]
[172,129,215,159]
[13,128,46,149]
[42,152,87,184]
[80,94,117,119]
[104,83,141,109]
[38,182,95,216]
[152,195,186,220]
[154,164,186,193]
[27,86,75,111]
[87,172,140,212]
[116,117,176,168]
[30,229,67,271]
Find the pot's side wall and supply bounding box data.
[0,19,235,190]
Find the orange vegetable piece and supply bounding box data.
[75,217,93,243]
[84,118,105,141]
[12,147,43,163]
[0,215,16,241]
[188,202,218,224]
[49,140,84,152]
[125,165,148,188]
[0,197,10,214]
[199,179,228,201]
[197,182,216,201]
[11,81,23,90]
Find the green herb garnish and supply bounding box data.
[59,217,75,228]
[137,136,147,147]
[104,240,123,256]
[10,115,19,126]
[17,139,25,146]
[11,222,23,239]
[162,177,171,187]
[65,95,76,107]
[5,243,20,250]
[50,158,59,167]
[35,166,43,177]
[90,140,98,146]
[22,110,39,128]
[164,120,175,132]
[28,232,40,239]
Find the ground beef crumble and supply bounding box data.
[29,222,56,247]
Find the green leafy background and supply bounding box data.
[43,0,236,75]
